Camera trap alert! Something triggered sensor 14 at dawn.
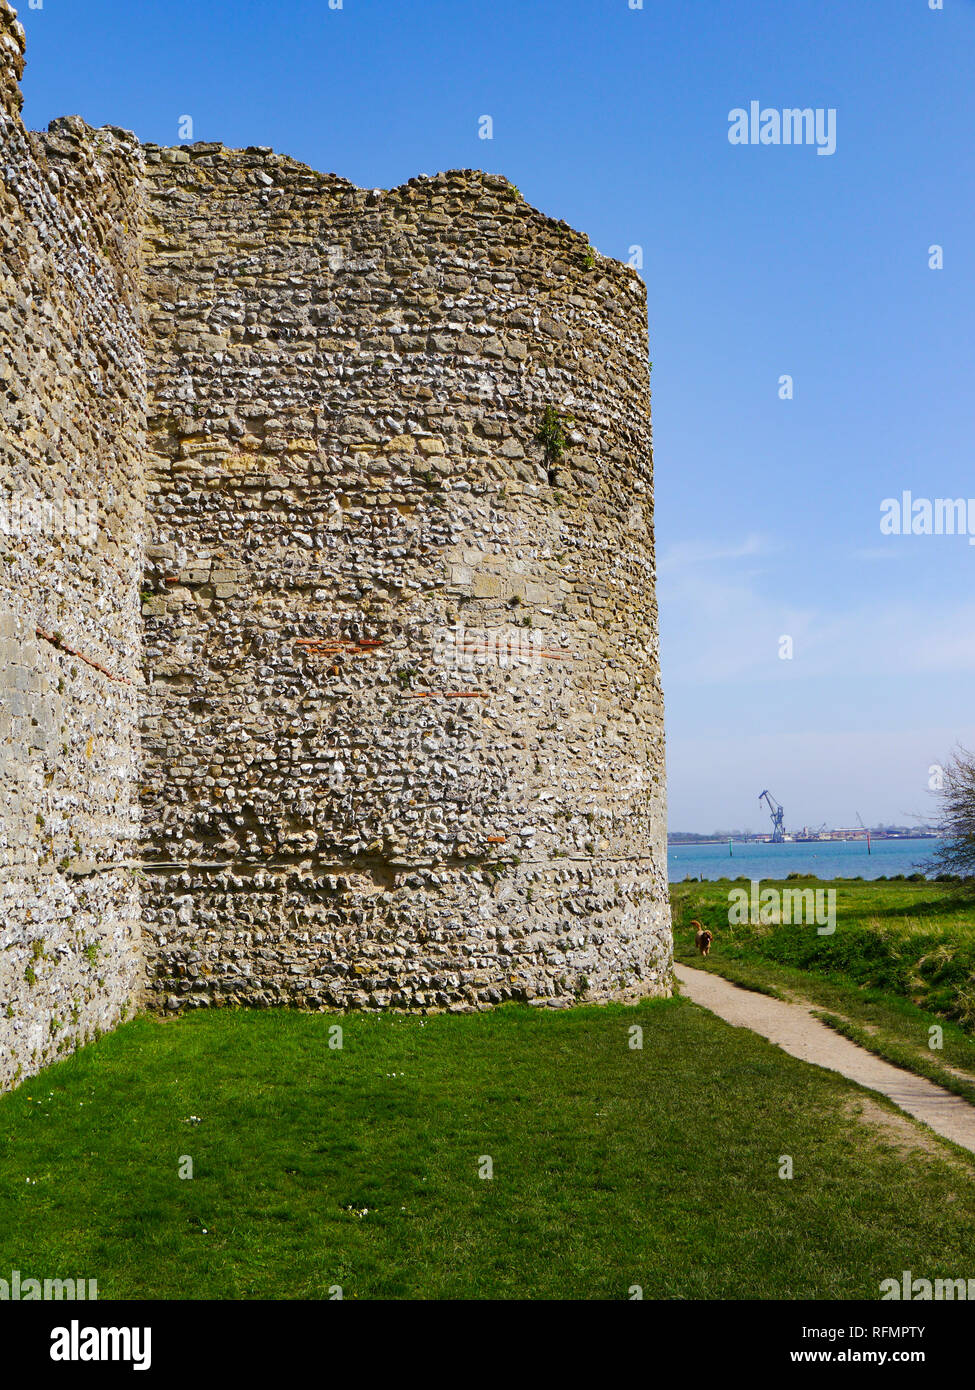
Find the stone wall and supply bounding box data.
[0,0,145,1087]
[0,0,670,1081]
[138,145,670,1012]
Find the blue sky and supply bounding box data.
[16,0,975,832]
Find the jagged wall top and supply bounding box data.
[0,0,25,116]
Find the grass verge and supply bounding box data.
[1,999,974,1299]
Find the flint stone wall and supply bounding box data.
[0,1,144,1089]
[0,0,670,1086]
[139,145,670,1012]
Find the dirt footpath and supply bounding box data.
[674,963,975,1156]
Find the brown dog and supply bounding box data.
[691,920,713,957]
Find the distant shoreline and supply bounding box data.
[669,834,940,848]
[666,835,943,883]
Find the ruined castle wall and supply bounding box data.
[0,0,671,1052]
[139,143,670,1011]
[0,1,145,1086]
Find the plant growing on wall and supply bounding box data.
[536,405,573,464]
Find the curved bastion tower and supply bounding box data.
[138,147,671,1012]
[0,0,670,1078]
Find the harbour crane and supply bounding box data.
[759,789,786,843]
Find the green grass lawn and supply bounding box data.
[671,878,975,1099]
[2,999,974,1300]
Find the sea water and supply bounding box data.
[667,836,943,883]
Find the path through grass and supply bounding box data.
[671,878,975,1097]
